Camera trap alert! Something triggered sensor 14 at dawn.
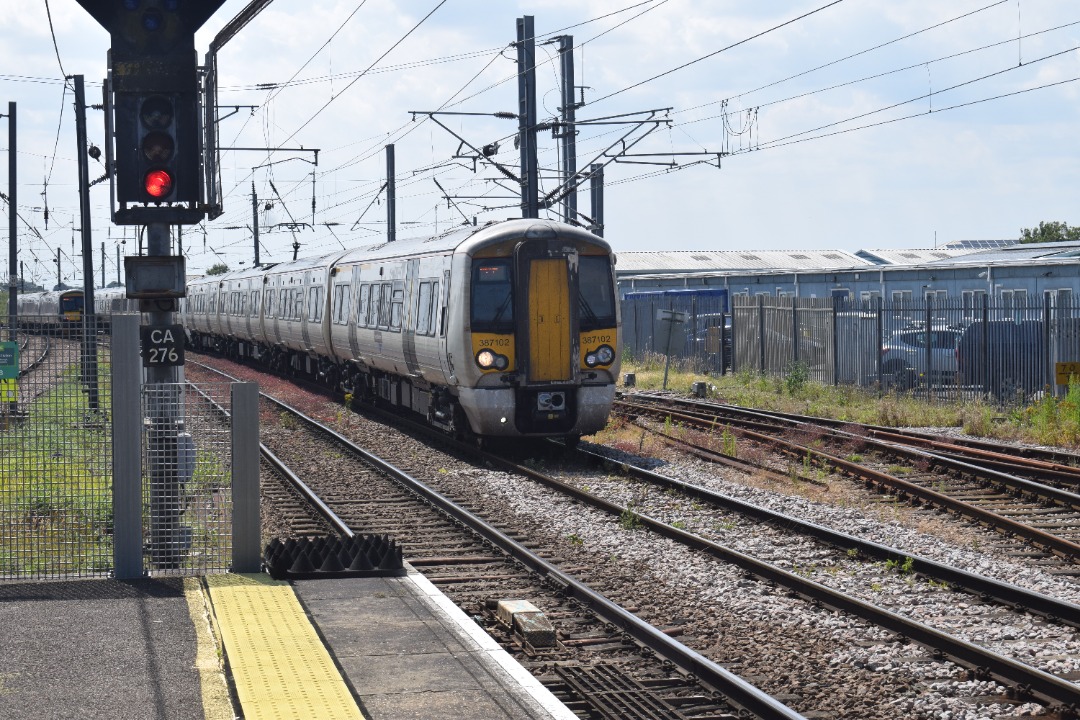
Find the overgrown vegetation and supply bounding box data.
[616,351,1080,449]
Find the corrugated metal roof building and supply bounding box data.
[614,250,868,276]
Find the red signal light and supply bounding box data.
[144,169,174,199]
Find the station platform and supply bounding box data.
[0,565,577,720]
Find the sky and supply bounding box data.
[1,0,1078,285]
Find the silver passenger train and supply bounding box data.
[184,219,622,443]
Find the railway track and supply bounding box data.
[187,361,801,720]
[615,393,1080,568]
[188,355,1080,719]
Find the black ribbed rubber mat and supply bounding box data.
[264,534,405,579]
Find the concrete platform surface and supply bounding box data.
[0,566,577,720]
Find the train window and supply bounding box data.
[332,285,347,324]
[339,286,351,323]
[308,287,323,322]
[251,291,260,316]
[209,294,216,314]
[390,282,404,330]
[293,289,304,321]
[265,289,275,318]
[357,284,371,327]
[416,281,433,335]
[578,256,616,331]
[431,281,440,335]
[378,282,392,328]
[471,259,513,330]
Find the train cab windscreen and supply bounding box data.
[471,260,514,331]
[578,256,616,331]
[60,294,84,312]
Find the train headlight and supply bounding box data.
[585,344,615,367]
[476,349,509,371]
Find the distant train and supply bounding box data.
[15,289,85,330]
[184,219,622,444]
[14,287,140,332]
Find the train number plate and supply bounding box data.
[140,324,185,367]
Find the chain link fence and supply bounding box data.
[1,316,239,580]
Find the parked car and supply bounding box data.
[956,320,1046,400]
[880,324,963,388]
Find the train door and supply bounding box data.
[301,270,313,352]
[526,259,572,382]
[402,259,420,374]
[437,268,453,381]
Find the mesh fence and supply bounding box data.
[0,315,237,580]
[141,380,234,576]
[0,318,113,579]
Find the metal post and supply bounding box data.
[75,76,100,412]
[832,295,839,386]
[251,182,260,266]
[758,294,766,375]
[589,163,604,237]
[231,382,261,573]
[791,296,799,366]
[662,304,675,390]
[557,36,577,224]
[111,314,144,578]
[386,144,396,242]
[981,294,990,395]
[876,296,884,393]
[101,242,105,288]
[1043,298,1053,396]
[516,16,539,218]
[7,102,16,340]
[116,244,121,286]
[145,222,186,568]
[924,297,933,401]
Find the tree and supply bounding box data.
[1019,221,1080,244]
[205,263,230,276]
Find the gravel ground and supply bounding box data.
[192,358,1075,719]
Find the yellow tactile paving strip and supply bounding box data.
[205,574,366,720]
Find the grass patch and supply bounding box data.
[616,353,1080,449]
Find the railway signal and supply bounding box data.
[74,0,225,225]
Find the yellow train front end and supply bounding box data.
[456,220,620,441]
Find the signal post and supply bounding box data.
[75,0,225,569]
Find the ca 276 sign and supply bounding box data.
[140,324,185,367]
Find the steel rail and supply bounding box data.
[643,393,1080,475]
[17,335,49,378]
[574,442,1080,627]
[500,447,1080,714]
[617,399,1080,560]
[187,372,809,720]
[184,367,353,538]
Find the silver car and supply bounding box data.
[880,325,962,387]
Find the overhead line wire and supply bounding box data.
[756,45,1077,148]
[280,0,447,145]
[678,18,1080,127]
[752,75,1080,153]
[590,0,848,105]
[678,0,1011,116]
